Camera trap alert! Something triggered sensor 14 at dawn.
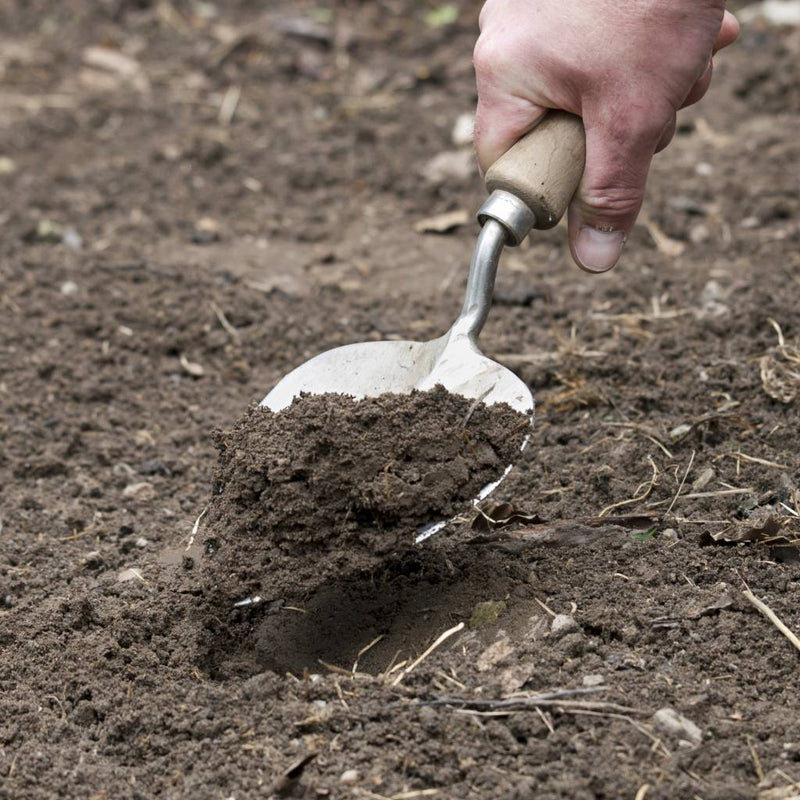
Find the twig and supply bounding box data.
[186,505,208,550]
[535,706,555,734]
[667,450,695,515]
[742,589,800,654]
[748,736,765,783]
[210,301,241,343]
[534,596,557,617]
[334,678,350,711]
[218,85,241,125]
[599,455,659,517]
[391,623,464,687]
[716,451,789,470]
[648,487,752,507]
[603,422,674,458]
[318,659,370,679]
[352,634,384,675]
[412,687,637,713]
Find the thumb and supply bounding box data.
[568,112,668,273]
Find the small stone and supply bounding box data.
[339,769,360,784]
[695,162,713,177]
[550,614,579,638]
[423,149,474,185]
[691,466,715,492]
[191,217,220,244]
[62,228,83,251]
[689,224,710,244]
[60,280,79,296]
[661,528,679,543]
[123,482,156,500]
[112,462,136,478]
[0,156,16,175]
[652,707,703,746]
[582,674,605,687]
[669,423,693,441]
[82,550,104,569]
[162,143,181,161]
[134,537,149,549]
[469,600,506,629]
[451,112,474,146]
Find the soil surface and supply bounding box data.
[1,2,800,799]
[202,388,529,608]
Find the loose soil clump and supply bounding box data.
[201,387,530,605]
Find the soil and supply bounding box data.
[201,388,529,607]
[1,2,800,799]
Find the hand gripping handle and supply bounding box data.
[484,111,586,233]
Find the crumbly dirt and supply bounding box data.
[201,388,529,606]
[1,2,800,799]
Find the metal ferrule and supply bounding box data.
[477,190,536,246]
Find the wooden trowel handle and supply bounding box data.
[484,111,586,230]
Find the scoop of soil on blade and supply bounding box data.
[199,386,530,607]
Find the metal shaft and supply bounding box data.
[452,190,537,342]
[453,220,507,341]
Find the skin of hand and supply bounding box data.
[474,0,740,273]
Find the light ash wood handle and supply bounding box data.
[485,112,586,230]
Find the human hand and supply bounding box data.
[474,0,739,272]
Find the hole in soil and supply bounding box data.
[200,549,517,679]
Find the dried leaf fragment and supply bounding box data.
[413,209,471,234]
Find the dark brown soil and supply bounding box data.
[1,2,799,799]
[201,388,529,606]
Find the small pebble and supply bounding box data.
[339,769,360,784]
[135,537,149,549]
[123,482,155,500]
[62,228,83,251]
[691,467,715,492]
[451,112,474,146]
[689,224,710,244]
[82,551,104,569]
[695,161,713,177]
[60,280,79,296]
[652,707,703,746]
[423,149,474,184]
[550,614,579,638]
[582,674,605,687]
[661,528,679,543]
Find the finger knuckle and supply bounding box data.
[473,36,502,81]
[582,186,643,219]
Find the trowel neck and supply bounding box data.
[453,219,507,341]
[453,190,536,341]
